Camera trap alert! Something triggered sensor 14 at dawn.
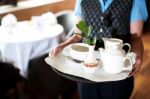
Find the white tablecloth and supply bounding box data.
[0,22,64,77]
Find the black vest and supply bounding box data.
[81,0,133,49]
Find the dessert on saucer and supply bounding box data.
[82,55,100,73]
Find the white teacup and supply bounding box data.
[102,54,133,74]
[69,43,89,61]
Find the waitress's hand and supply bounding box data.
[129,55,142,77]
[129,20,144,76]
[49,33,82,57]
[49,44,64,57]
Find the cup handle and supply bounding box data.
[122,56,133,71]
[123,43,131,53]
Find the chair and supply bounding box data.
[0,0,18,6]
[0,62,24,99]
[55,10,75,41]
[27,10,77,99]
[28,54,77,99]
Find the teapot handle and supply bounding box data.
[126,52,137,65]
[123,43,131,53]
[122,56,133,71]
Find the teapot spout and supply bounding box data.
[99,48,104,59]
[102,37,109,47]
[102,37,109,42]
[99,48,104,53]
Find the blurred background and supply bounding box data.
[0,0,149,99]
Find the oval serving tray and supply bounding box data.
[45,46,131,82]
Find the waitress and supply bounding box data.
[50,0,148,99]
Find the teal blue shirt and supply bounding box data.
[74,0,148,22]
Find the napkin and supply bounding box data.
[39,12,57,29]
[31,12,57,30]
[1,14,17,27]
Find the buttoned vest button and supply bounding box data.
[100,16,104,20]
[100,28,103,32]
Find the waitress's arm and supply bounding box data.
[49,16,83,57]
[129,20,144,76]
[59,16,83,47]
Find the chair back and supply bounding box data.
[55,10,75,40]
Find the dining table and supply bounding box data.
[0,21,64,77]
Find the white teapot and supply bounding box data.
[99,38,135,74]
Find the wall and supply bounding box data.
[0,0,75,21]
